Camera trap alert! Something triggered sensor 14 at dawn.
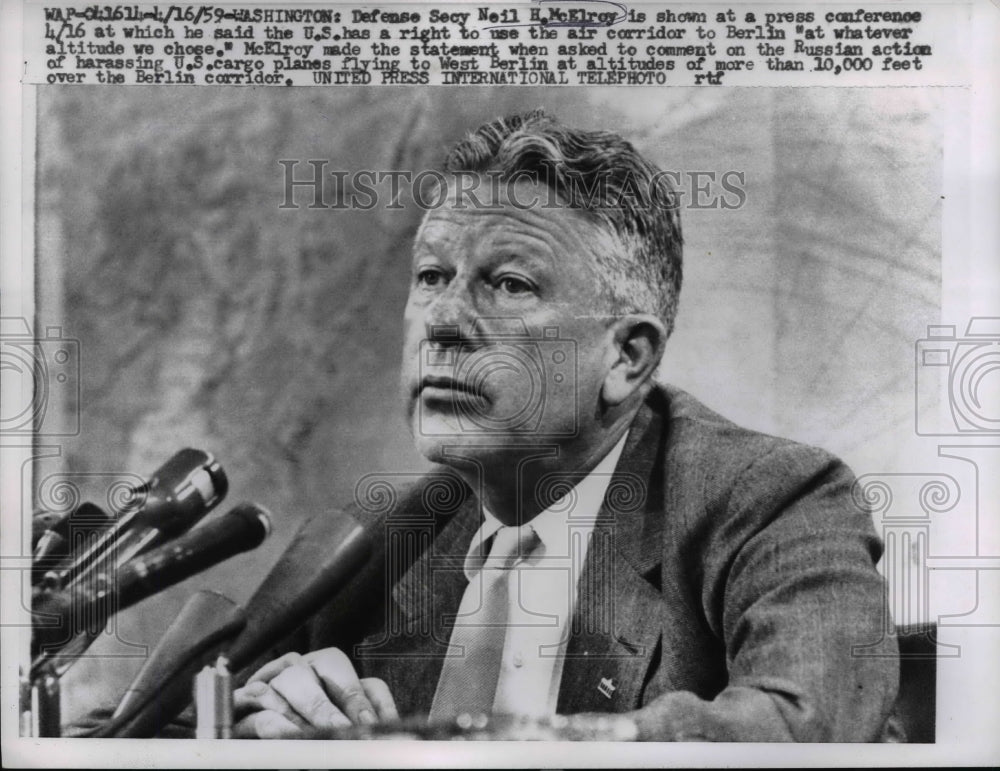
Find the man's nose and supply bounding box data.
[423,283,477,344]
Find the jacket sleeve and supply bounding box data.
[636,444,899,742]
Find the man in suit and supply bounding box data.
[232,111,899,741]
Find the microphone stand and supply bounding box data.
[91,590,246,738]
[194,657,235,739]
[20,663,61,737]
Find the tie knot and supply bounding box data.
[483,525,539,571]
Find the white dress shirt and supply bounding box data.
[452,433,629,716]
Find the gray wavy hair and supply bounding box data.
[443,110,683,338]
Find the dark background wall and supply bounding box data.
[34,87,941,721]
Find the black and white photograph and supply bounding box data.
[1,1,998,767]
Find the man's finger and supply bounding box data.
[233,680,307,727]
[246,652,306,685]
[269,663,351,729]
[361,677,399,723]
[304,648,378,725]
[234,709,303,740]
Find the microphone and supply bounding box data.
[32,503,115,586]
[98,472,468,739]
[31,503,270,671]
[128,448,230,541]
[32,509,66,551]
[94,590,247,738]
[98,507,374,738]
[226,472,469,675]
[57,449,229,591]
[226,507,372,673]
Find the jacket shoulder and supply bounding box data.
[654,383,874,563]
[658,384,846,501]
[654,384,880,619]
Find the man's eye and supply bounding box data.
[497,275,533,295]
[416,268,446,288]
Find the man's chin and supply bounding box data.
[411,423,534,467]
[412,431,492,466]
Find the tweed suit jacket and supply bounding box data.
[301,383,899,741]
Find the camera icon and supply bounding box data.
[0,318,80,436]
[915,317,1000,435]
[417,320,577,437]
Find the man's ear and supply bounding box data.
[601,314,666,407]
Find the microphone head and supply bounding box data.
[31,510,67,549]
[222,502,272,550]
[129,449,229,536]
[32,502,115,583]
[31,502,273,665]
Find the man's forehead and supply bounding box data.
[414,177,604,246]
[416,206,557,243]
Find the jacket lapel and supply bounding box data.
[557,393,667,713]
[355,488,479,716]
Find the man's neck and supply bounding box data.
[460,416,636,527]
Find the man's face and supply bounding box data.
[400,176,622,466]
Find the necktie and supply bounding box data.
[429,525,540,720]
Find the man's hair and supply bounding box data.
[443,110,683,337]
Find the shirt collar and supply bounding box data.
[464,432,630,578]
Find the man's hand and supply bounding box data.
[232,648,398,738]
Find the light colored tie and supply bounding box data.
[430,525,540,720]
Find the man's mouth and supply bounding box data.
[419,375,485,400]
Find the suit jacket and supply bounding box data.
[296,384,899,741]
